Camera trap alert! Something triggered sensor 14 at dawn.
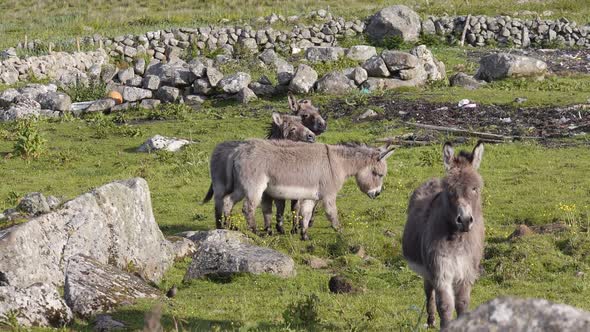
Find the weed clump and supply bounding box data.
[13,119,46,159]
[283,293,321,329]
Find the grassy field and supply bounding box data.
[1,0,589,51]
[1,92,589,330]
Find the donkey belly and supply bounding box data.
[265,185,319,200]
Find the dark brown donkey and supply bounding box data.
[402,142,485,329]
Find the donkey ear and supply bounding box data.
[378,147,395,161]
[288,92,299,113]
[443,142,454,171]
[471,141,484,170]
[271,113,283,126]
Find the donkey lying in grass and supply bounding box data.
[287,91,326,135]
[226,140,395,239]
[203,113,316,229]
[402,142,485,329]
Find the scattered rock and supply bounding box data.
[166,285,178,298]
[93,314,126,331]
[236,87,257,104]
[37,92,72,112]
[445,297,590,331]
[249,82,276,96]
[346,45,377,62]
[476,53,548,81]
[347,67,368,85]
[305,46,345,62]
[315,72,357,94]
[0,97,41,121]
[366,5,422,42]
[289,64,318,94]
[155,86,180,103]
[305,256,330,269]
[410,45,446,81]
[16,192,51,216]
[117,67,135,83]
[0,88,19,108]
[0,283,73,328]
[142,75,161,91]
[206,67,224,87]
[362,55,390,77]
[183,95,206,109]
[219,72,252,94]
[138,135,192,152]
[64,255,160,319]
[514,97,528,104]
[122,87,152,102]
[84,98,116,113]
[140,99,161,110]
[381,50,419,72]
[182,230,296,279]
[449,72,485,90]
[193,78,214,95]
[328,275,354,294]
[357,109,378,120]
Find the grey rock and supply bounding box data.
[422,18,436,35]
[238,37,258,53]
[206,66,224,87]
[289,64,318,94]
[410,45,446,81]
[1,98,41,122]
[398,66,427,81]
[64,255,160,319]
[358,109,378,120]
[36,92,72,112]
[315,72,357,94]
[84,98,116,113]
[346,45,377,62]
[122,87,152,102]
[304,46,345,62]
[144,62,194,86]
[17,192,51,216]
[142,75,161,91]
[46,196,61,210]
[381,50,419,71]
[140,99,161,110]
[126,76,143,87]
[219,72,252,94]
[0,67,19,84]
[236,87,258,104]
[155,86,180,103]
[0,283,73,327]
[117,67,134,83]
[362,55,390,77]
[19,84,57,100]
[366,5,422,42]
[87,65,102,80]
[138,135,192,152]
[193,78,214,95]
[182,230,295,279]
[362,77,426,91]
[449,72,486,90]
[188,60,207,78]
[258,49,279,66]
[276,60,295,85]
[258,75,273,85]
[134,58,146,75]
[110,102,134,112]
[0,88,20,108]
[101,64,118,82]
[183,95,206,109]
[0,178,194,288]
[249,82,276,96]
[348,67,368,85]
[93,314,126,331]
[446,297,590,332]
[475,53,548,81]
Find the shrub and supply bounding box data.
[61,80,107,102]
[283,294,321,329]
[13,119,46,159]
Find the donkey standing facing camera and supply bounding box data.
[402,141,485,329]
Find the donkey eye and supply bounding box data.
[472,187,478,193]
[301,114,309,119]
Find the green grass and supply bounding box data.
[1,0,590,51]
[2,95,590,330]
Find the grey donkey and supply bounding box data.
[402,141,485,329]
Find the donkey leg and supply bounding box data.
[299,200,315,240]
[261,194,273,236]
[435,284,455,329]
[241,185,265,235]
[214,195,224,229]
[275,199,286,235]
[308,201,319,228]
[424,280,436,327]
[290,200,302,235]
[454,282,472,317]
[323,197,341,231]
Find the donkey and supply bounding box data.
[203,113,316,229]
[402,141,485,329]
[225,139,395,239]
[287,91,326,135]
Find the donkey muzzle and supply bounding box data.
[455,214,474,232]
[306,134,316,143]
[367,189,381,199]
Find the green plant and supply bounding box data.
[0,309,22,331]
[282,294,321,329]
[60,80,107,102]
[13,119,46,159]
[417,33,445,47]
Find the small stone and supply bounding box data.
[509,224,533,240]
[138,135,192,152]
[17,192,50,216]
[362,55,390,77]
[122,87,152,102]
[357,109,378,120]
[458,99,471,108]
[117,68,135,83]
[166,285,177,298]
[500,117,512,124]
[219,72,252,94]
[84,98,116,113]
[305,257,330,269]
[236,87,257,104]
[93,314,125,331]
[514,97,528,104]
[346,45,377,62]
[289,64,318,94]
[155,86,180,103]
[206,67,224,87]
[140,99,161,110]
[37,92,72,112]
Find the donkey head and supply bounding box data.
[288,92,327,135]
[442,141,485,233]
[271,113,316,143]
[356,145,395,199]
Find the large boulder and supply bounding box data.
[64,255,160,319]
[36,92,72,112]
[362,77,426,91]
[182,230,295,280]
[122,87,152,102]
[450,72,486,90]
[0,96,41,122]
[410,45,446,81]
[0,283,73,328]
[0,88,20,108]
[346,45,377,62]
[366,5,422,42]
[445,297,590,331]
[315,72,357,94]
[289,64,318,94]
[155,86,180,103]
[0,178,194,288]
[381,50,420,72]
[144,62,195,86]
[218,72,252,94]
[362,55,390,77]
[475,53,548,82]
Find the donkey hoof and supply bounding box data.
[276,225,285,235]
[427,316,435,328]
[300,234,311,241]
[265,228,273,236]
[290,228,298,235]
[308,219,315,227]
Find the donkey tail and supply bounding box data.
[202,183,214,204]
